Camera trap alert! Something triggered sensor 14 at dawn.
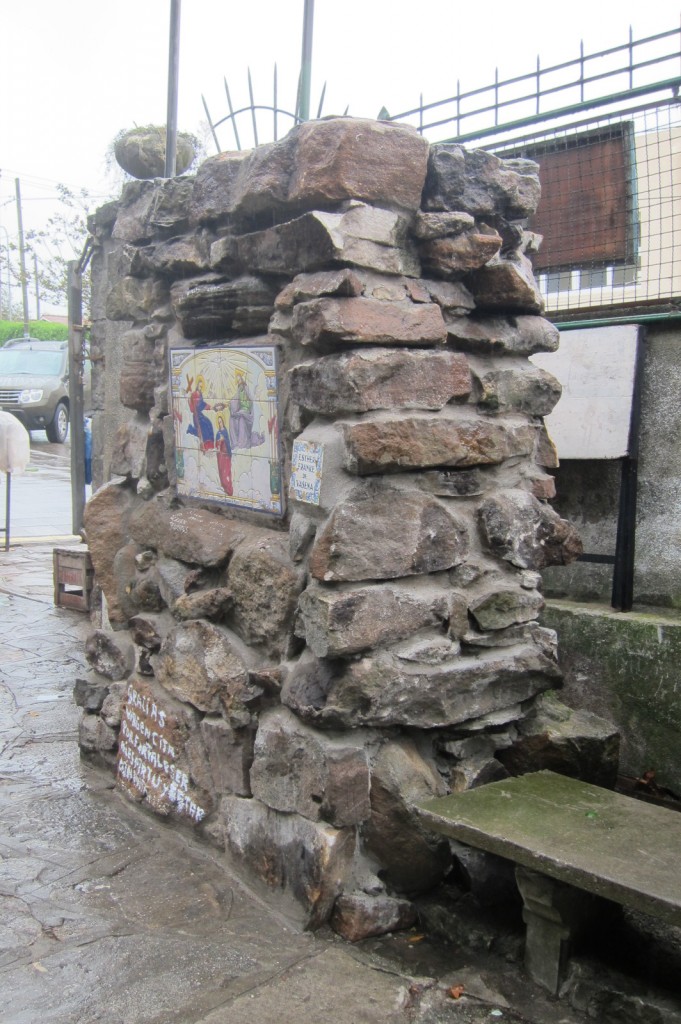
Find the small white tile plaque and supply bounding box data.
[290,440,324,505]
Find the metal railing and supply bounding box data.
[202,66,339,153]
[387,26,681,320]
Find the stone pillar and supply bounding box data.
[515,866,595,994]
[78,117,583,934]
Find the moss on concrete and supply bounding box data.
[541,601,681,794]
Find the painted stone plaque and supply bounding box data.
[117,680,207,825]
[169,345,283,515]
[289,440,324,505]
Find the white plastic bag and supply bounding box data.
[0,411,31,474]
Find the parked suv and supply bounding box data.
[0,338,89,443]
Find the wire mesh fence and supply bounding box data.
[387,26,681,320]
[201,28,680,320]
[497,102,681,319]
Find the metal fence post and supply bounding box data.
[68,261,86,536]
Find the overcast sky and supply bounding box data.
[1,0,679,311]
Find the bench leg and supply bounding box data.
[515,866,594,995]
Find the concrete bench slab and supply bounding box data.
[418,770,681,992]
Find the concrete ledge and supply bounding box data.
[541,600,681,794]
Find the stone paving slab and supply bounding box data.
[0,545,592,1024]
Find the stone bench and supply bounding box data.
[417,770,681,994]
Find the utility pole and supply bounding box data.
[68,261,86,534]
[15,179,30,337]
[165,0,181,178]
[0,226,12,320]
[298,0,315,122]
[33,253,41,321]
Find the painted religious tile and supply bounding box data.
[169,345,283,516]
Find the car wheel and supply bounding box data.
[46,402,69,443]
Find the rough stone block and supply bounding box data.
[151,620,255,716]
[85,629,135,681]
[192,118,429,226]
[275,268,364,308]
[297,579,449,657]
[226,532,305,659]
[362,738,450,893]
[413,211,475,240]
[100,681,127,728]
[469,587,544,631]
[82,481,137,627]
[116,676,211,824]
[282,639,560,730]
[108,541,146,623]
[423,277,476,314]
[152,554,203,607]
[113,177,193,241]
[110,415,152,480]
[250,707,371,826]
[497,692,620,788]
[170,274,276,339]
[221,796,355,928]
[423,145,540,219]
[79,713,118,754]
[535,424,560,469]
[330,893,416,941]
[190,149,252,224]
[309,483,469,582]
[73,674,110,712]
[340,412,535,474]
[467,254,544,314]
[291,296,446,349]
[474,364,562,417]
[478,489,583,570]
[446,756,511,793]
[446,314,559,356]
[106,276,167,321]
[418,229,502,279]
[119,328,158,412]
[133,236,210,277]
[287,118,429,212]
[235,205,420,278]
[129,493,245,566]
[289,348,471,415]
[173,587,234,621]
[199,716,255,797]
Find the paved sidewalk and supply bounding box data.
[0,543,589,1024]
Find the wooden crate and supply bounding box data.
[53,545,94,611]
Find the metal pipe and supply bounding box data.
[298,0,314,122]
[439,77,681,144]
[554,312,681,330]
[0,225,11,319]
[33,253,40,321]
[67,261,86,536]
[4,472,10,551]
[15,179,30,337]
[165,0,181,177]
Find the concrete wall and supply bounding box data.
[540,321,681,796]
[634,324,681,607]
[543,601,681,793]
[542,321,681,607]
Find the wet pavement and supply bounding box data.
[2,431,79,545]
[0,441,589,1024]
